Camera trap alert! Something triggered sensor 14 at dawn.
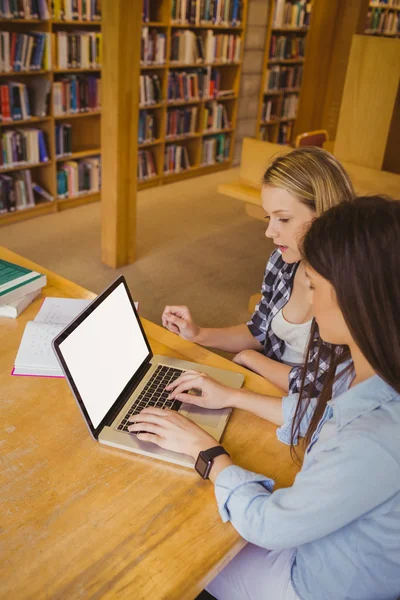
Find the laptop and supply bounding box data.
[52,276,244,468]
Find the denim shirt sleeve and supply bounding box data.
[276,393,317,445]
[214,435,400,551]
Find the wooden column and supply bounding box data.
[101,0,142,267]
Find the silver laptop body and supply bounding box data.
[52,276,244,468]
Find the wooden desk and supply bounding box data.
[0,247,299,600]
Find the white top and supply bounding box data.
[270,308,312,366]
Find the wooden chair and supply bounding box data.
[295,129,329,148]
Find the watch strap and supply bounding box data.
[201,446,230,460]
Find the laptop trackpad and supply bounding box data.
[183,405,224,428]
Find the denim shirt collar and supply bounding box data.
[328,375,398,431]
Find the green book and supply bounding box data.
[0,260,46,307]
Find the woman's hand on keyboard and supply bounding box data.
[162,305,201,341]
[166,370,236,410]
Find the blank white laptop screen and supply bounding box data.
[58,283,149,428]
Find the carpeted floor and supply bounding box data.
[1,168,274,333]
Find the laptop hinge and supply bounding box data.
[104,360,153,428]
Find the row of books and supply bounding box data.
[52,0,102,21]
[166,106,198,137]
[55,123,72,157]
[201,133,230,165]
[0,128,49,169]
[0,0,49,19]
[278,121,293,144]
[269,35,306,60]
[139,74,162,106]
[138,110,157,143]
[138,149,157,181]
[170,0,243,25]
[282,93,298,118]
[55,31,102,70]
[57,155,100,198]
[273,0,312,28]
[264,65,303,92]
[370,0,400,5]
[0,169,52,213]
[141,28,166,66]
[170,30,241,64]
[262,96,298,121]
[261,99,278,123]
[53,74,101,115]
[201,66,234,99]
[0,32,51,73]
[365,8,400,34]
[164,144,191,174]
[0,79,50,121]
[167,70,201,102]
[203,100,230,130]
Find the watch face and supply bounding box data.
[195,453,210,478]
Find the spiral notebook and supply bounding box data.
[12,297,138,377]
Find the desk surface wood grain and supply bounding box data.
[0,246,299,600]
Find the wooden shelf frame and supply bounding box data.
[255,0,314,145]
[0,14,103,226]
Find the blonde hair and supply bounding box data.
[262,147,355,216]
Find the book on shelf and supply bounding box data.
[264,64,303,92]
[167,69,201,102]
[0,169,53,213]
[138,148,157,181]
[52,0,102,21]
[170,30,241,65]
[0,31,51,73]
[278,121,293,144]
[202,133,230,165]
[282,93,298,118]
[0,127,49,169]
[269,35,305,60]
[139,74,162,106]
[142,0,150,22]
[365,7,400,34]
[53,74,101,115]
[0,258,46,306]
[164,143,191,174]
[0,0,50,20]
[141,28,166,66]
[273,0,312,28]
[166,105,198,137]
[55,31,102,70]
[261,98,279,122]
[203,100,230,130]
[0,289,40,319]
[13,296,138,378]
[0,79,50,122]
[171,0,243,26]
[55,123,72,157]
[57,155,101,198]
[139,110,157,143]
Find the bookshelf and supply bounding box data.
[138,0,248,190]
[0,3,102,226]
[255,0,313,145]
[364,1,400,36]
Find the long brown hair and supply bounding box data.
[292,196,400,455]
[262,146,355,215]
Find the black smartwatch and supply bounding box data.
[195,446,230,479]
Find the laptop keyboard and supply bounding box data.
[117,365,184,432]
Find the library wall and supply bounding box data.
[234,0,269,164]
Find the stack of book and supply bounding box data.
[0,258,46,319]
[55,31,102,70]
[170,30,241,64]
[171,0,243,26]
[52,0,102,21]
[0,170,53,213]
[203,100,230,131]
[273,0,312,28]
[57,156,101,198]
[139,74,162,106]
[0,32,51,72]
[55,123,72,157]
[269,35,305,60]
[138,149,157,181]
[138,110,157,143]
[166,106,198,138]
[265,65,303,91]
[0,128,49,169]
[0,0,49,20]
[202,133,230,165]
[164,144,191,174]
[0,79,51,121]
[53,75,101,115]
[141,28,166,66]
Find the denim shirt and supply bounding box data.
[215,375,400,600]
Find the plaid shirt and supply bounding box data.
[247,250,345,442]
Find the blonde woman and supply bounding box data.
[162,147,355,441]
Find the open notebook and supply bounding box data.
[12,297,138,377]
